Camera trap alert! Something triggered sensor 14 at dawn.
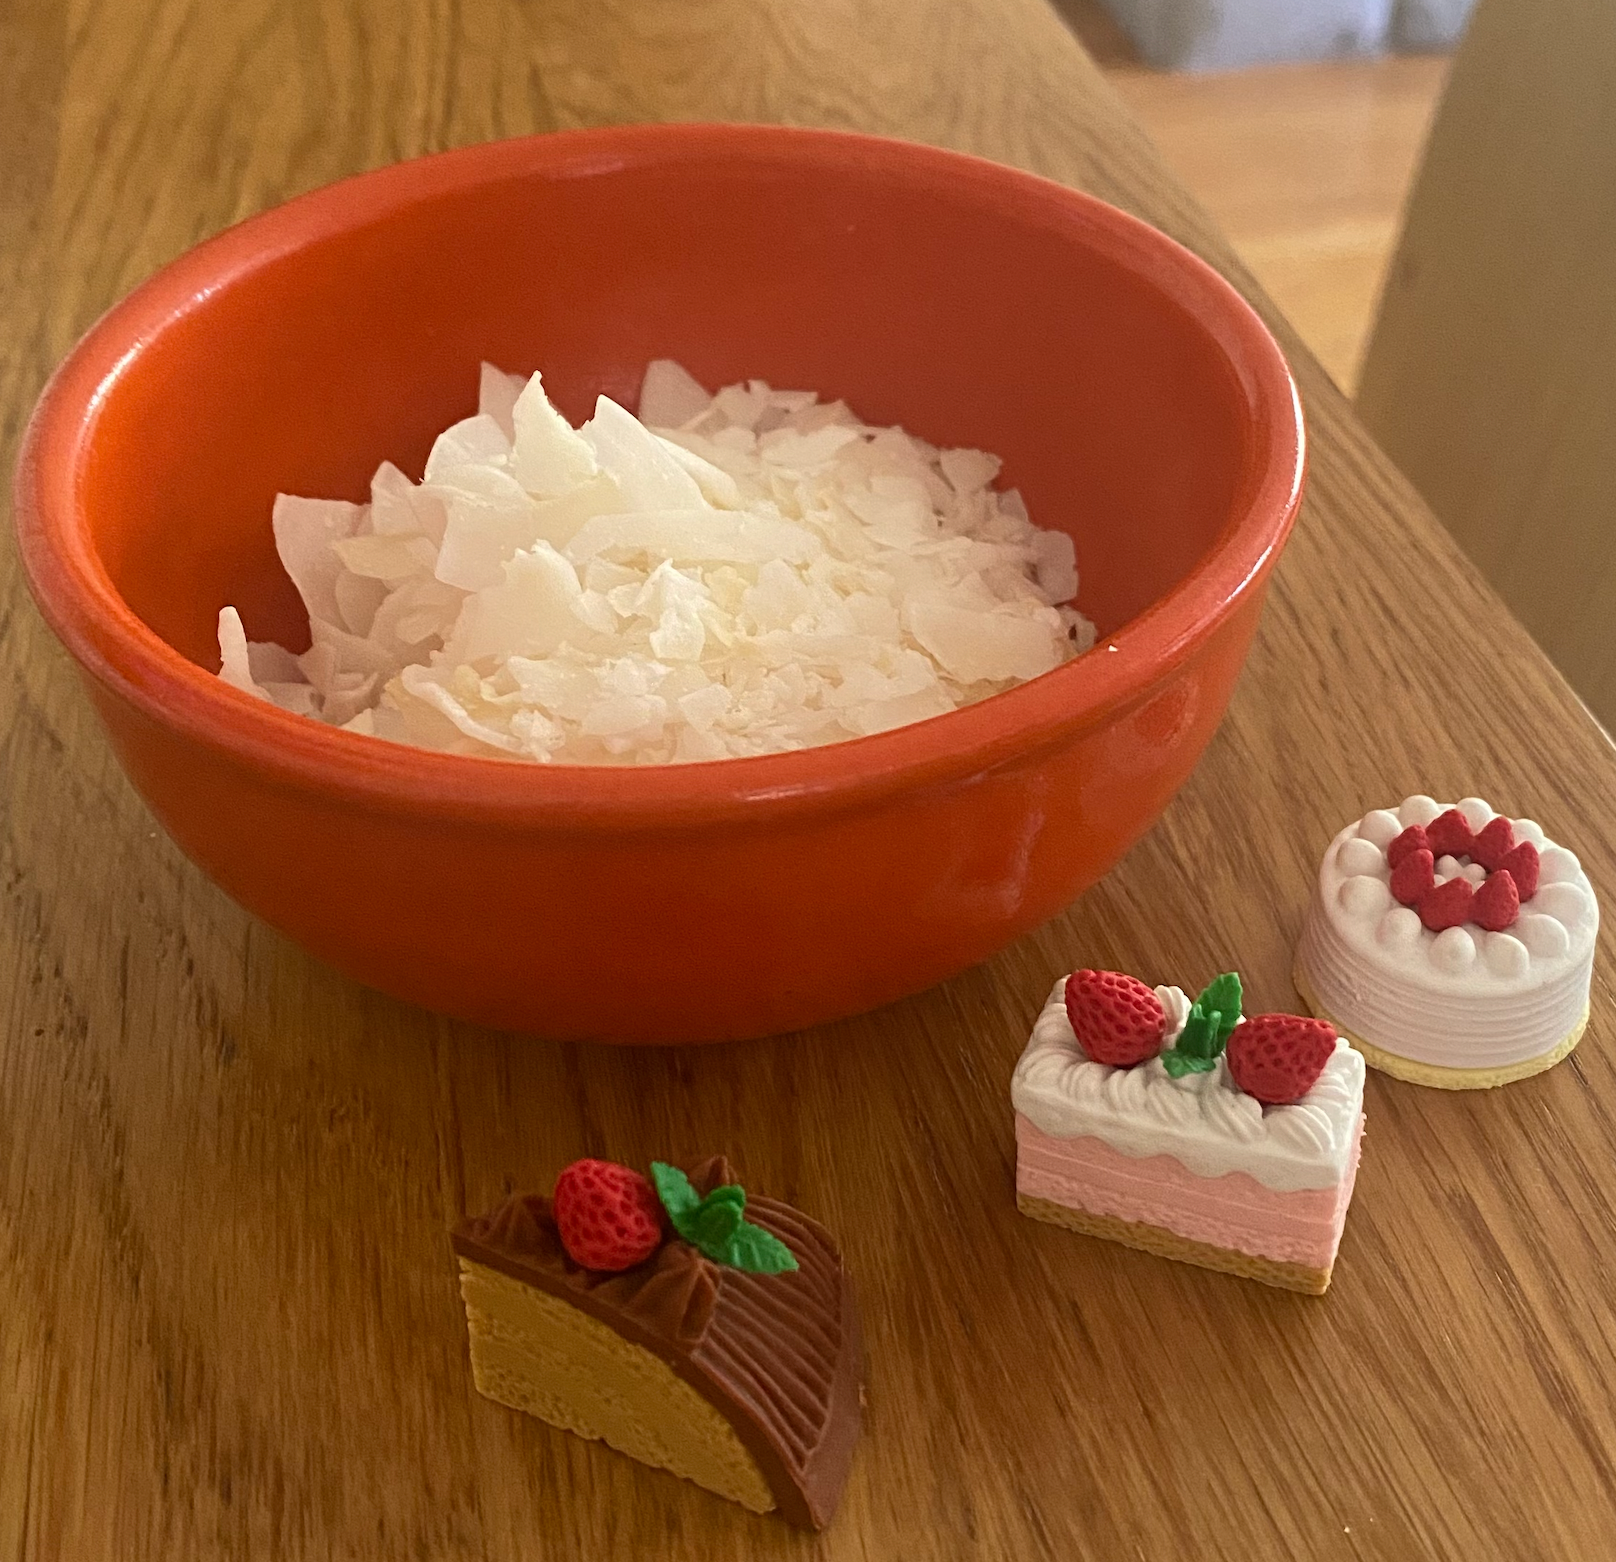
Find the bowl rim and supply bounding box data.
[13,122,1304,828]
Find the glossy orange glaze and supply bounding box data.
[14,125,1303,1041]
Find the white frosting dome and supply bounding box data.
[1297,796,1598,1071]
[1010,980,1364,1192]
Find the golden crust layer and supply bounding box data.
[1015,1193,1333,1295]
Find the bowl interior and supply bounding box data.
[76,134,1257,680]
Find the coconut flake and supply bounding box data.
[217,607,268,700]
[638,359,713,428]
[512,372,598,498]
[478,362,526,439]
[217,361,1095,763]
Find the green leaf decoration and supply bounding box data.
[1160,972,1243,1073]
[651,1162,702,1242]
[649,1162,799,1275]
[693,1195,745,1249]
[1174,1009,1219,1059]
[724,1222,800,1275]
[1194,972,1243,1050]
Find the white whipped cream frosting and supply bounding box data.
[1011,979,1365,1192]
[1297,795,1598,1070]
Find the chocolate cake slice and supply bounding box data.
[451,1155,862,1529]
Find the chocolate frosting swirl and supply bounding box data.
[452,1156,861,1529]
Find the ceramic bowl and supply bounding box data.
[14,125,1303,1042]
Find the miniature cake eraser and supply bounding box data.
[1013,970,1365,1294]
[1294,795,1597,1088]
[452,1156,862,1529]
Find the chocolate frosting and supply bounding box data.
[452,1156,862,1530]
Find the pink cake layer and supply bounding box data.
[1015,1115,1364,1269]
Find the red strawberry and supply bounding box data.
[1497,841,1541,899]
[553,1160,665,1272]
[1390,847,1435,907]
[1386,824,1430,869]
[1064,970,1167,1067]
[1425,808,1475,860]
[1418,876,1475,931]
[1473,869,1520,932]
[1469,816,1515,871]
[1226,1015,1337,1105]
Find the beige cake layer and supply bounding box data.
[1293,958,1587,1090]
[1015,1192,1334,1295]
[457,1258,775,1514]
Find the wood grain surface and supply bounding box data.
[3,2,1614,1559]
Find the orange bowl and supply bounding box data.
[14,125,1303,1043]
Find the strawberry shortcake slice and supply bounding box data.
[1012,971,1366,1294]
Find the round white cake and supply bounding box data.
[1294,794,1597,1088]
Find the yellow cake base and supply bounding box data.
[457,1259,775,1514]
[1015,1192,1333,1295]
[1292,959,1587,1090]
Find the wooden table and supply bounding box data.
[3,2,1613,1558]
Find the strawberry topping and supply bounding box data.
[1386,824,1431,870]
[1064,970,1168,1067]
[1226,1014,1337,1105]
[1425,808,1475,860]
[1497,841,1541,900]
[553,1159,666,1272]
[1469,816,1516,871]
[1473,869,1521,932]
[1390,847,1436,907]
[1418,876,1475,931]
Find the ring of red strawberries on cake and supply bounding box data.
[1385,807,1538,933]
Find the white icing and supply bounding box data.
[1357,809,1402,847]
[1517,914,1570,959]
[1298,796,1597,1070]
[1010,980,1364,1192]
[1398,795,1443,828]
[1341,875,1391,916]
[1534,882,1595,929]
[1377,907,1422,947]
[1484,932,1529,978]
[1339,837,1383,877]
[1539,846,1582,885]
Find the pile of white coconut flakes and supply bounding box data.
[217,360,1096,764]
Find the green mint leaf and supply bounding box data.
[721,1220,799,1274]
[700,1184,746,1215]
[1175,1010,1217,1058]
[1160,1050,1218,1078]
[650,1162,702,1242]
[693,1197,745,1248]
[1195,973,1243,1049]
[655,1170,797,1274]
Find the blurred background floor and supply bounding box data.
[1058,0,1451,390]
